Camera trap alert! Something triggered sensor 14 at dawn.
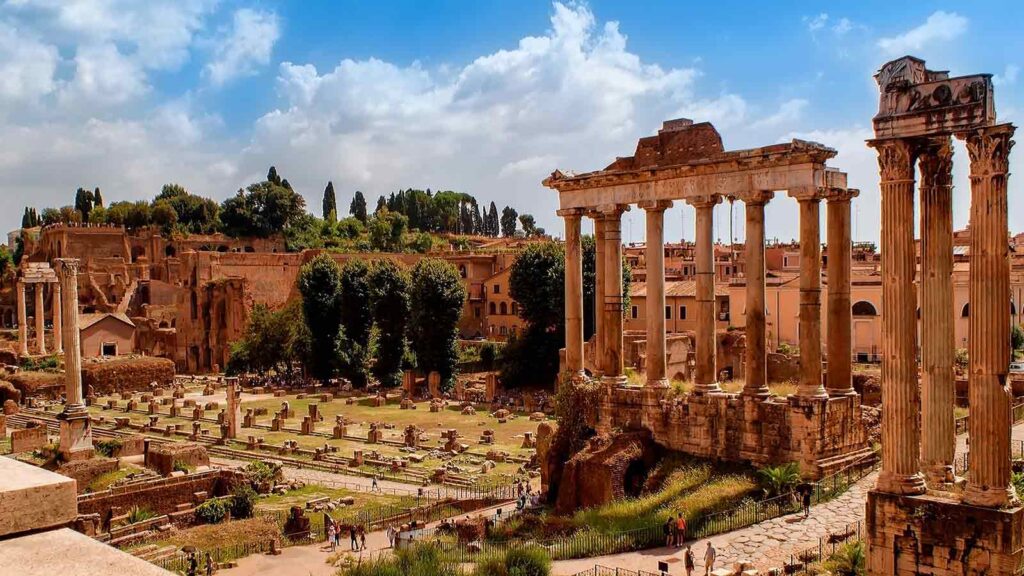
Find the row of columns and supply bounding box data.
[16,280,62,357]
[871,124,1017,508]
[560,186,859,400]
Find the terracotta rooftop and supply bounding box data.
[77,312,135,331]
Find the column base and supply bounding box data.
[796,386,829,400]
[827,387,858,398]
[59,415,94,462]
[875,470,927,496]
[601,375,628,388]
[568,370,589,385]
[741,386,771,398]
[645,378,669,389]
[964,483,1021,509]
[692,382,722,395]
[921,463,957,490]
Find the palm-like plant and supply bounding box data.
[823,541,866,576]
[756,462,802,498]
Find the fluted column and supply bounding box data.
[825,188,859,397]
[791,188,827,399]
[559,208,585,379]
[687,194,722,394]
[918,138,956,487]
[641,200,672,388]
[870,138,927,495]
[961,124,1018,508]
[601,205,628,386]
[17,281,27,356]
[593,213,606,377]
[34,282,46,355]
[741,191,773,397]
[57,260,84,408]
[51,282,63,355]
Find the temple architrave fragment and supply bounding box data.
[545,118,871,478]
[55,258,93,461]
[864,56,1023,575]
[16,262,62,357]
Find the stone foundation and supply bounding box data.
[144,442,210,475]
[866,490,1024,574]
[554,430,660,514]
[597,384,870,478]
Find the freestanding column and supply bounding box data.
[792,188,827,399]
[34,282,46,355]
[51,281,63,355]
[559,208,585,380]
[825,188,858,397]
[741,191,773,397]
[600,204,628,386]
[687,194,722,394]
[918,138,956,487]
[16,281,27,356]
[870,138,926,496]
[592,213,606,377]
[961,124,1018,508]
[56,258,93,461]
[640,200,672,388]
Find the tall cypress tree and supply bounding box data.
[93,187,103,207]
[350,191,368,223]
[322,181,337,222]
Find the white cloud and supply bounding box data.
[62,42,149,106]
[0,22,59,103]
[205,8,280,86]
[750,99,808,130]
[832,18,853,36]
[994,64,1020,87]
[804,13,828,32]
[877,11,967,55]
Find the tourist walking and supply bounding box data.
[664,516,675,547]
[327,522,336,552]
[350,526,358,551]
[359,527,366,551]
[185,552,198,576]
[386,525,396,548]
[675,515,687,546]
[684,545,695,576]
[797,482,814,518]
[703,542,717,576]
[371,475,380,493]
[205,551,214,576]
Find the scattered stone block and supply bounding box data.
[11,424,46,452]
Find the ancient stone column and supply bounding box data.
[34,282,46,355]
[791,188,826,399]
[825,188,858,397]
[741,191,773,397]
[16,281,27,356]
[961,124,1018,508]
[592,212,606,377]
[918,138,956,487]
[559,208,585,379]
[870,138,926,495]
[51,281,63,355]
[687,194,722,394]
[641,200,672,388]
[601,204,628,386]
[56,258,93,461]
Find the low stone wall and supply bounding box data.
[598,386,871,478]
[81,356,175,396]
[57,458,119,494]
[144,441,209,475]
[866,490,1024,574]
[76,469,243,528]
[11,424,47,453]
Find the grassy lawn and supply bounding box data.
[150,517,280,550]
[85,464,146,493]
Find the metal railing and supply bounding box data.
[771,521,864,575]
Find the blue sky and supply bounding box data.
[1,1,1022,243]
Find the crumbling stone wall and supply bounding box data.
[555,430,660,515]
[81,356,174,396]
[76,469,243,526]
[144,442,210,475]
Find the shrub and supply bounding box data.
[757,462,802,497]
[94,438,123,457]
[479,342,501,370]
[823,541,866,576]
[231,484,257,519]
[172,460,193,474]
[126,505,156,524]
[195,498,228,524]
[245,460,277,486]
[474,546,551,576]
[341,544,458,576]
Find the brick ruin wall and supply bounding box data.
[76,469,243,524]
[600,387,870,478]
[81,356,175,396]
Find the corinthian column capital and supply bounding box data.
[735,190,774,206]
[823,188,860,204]
[55,258,81,281]
[961,123,1015,178]
[685,193,721,209]
[869,138,917,182]
[918,137,954,189]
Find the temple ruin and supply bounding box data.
[864,56,1024,574]
[545,119,871,481]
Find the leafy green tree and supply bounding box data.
[297,254,343,382]
[339,259,373,388]
[0,245,12,278]
[375,195,386,214]
[369,259,410,387]
[368,209,408,251]
[1012,324,1024,354]
[349,191,368,223]
[40,208,61,226]
[510,242,565,330]
[501,206,518,237]
[267,166,282,185]
[60,205,83,224]
[151,200,178,233]
[227,302,303,376]
[322,181,337,222]
[156,183,220,234]
[74,187,94,221]
[336,217,366,239]
[487,202,499,237]
[221,173,306,237]
[519,213,538,237]
[409,259,466,389]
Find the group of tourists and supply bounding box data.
[325,520,366,553]
[183,551,214,576]
[663,516,718,575]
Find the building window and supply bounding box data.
[489,302,496,315]
[961,303,969,318]
[101,342,117,356]
[665,305,672,320]
[631,305,638,319]
[783,257,788,267]
[493,284,501,294]
[459,265,467,278]
[500,326,507,336]
[500,302,508,315]
[511,302,518,315]
[852,301,878,317]
[474,307,481,318]
[679,306,687,320]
